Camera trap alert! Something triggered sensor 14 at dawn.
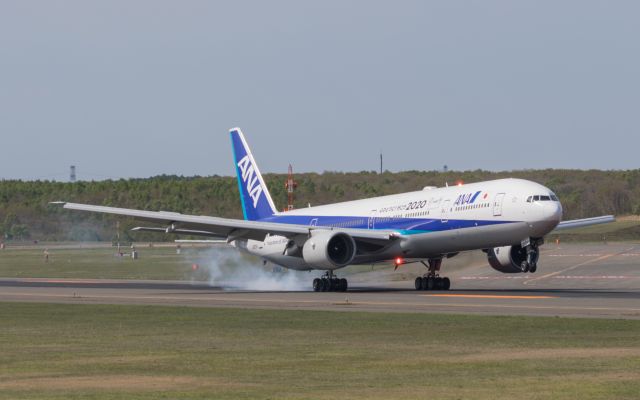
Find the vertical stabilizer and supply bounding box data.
[230,128,277,221]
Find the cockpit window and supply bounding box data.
[528,194,559,202]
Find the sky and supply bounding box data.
[1,1,639,181]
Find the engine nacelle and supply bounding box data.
[487,245,528,273]
[302,231,356,270]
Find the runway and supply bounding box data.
[1,243,640,319]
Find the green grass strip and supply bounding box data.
[1,302,639,399]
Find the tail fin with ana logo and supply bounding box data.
[229,128,277,221]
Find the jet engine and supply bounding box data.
[486,245,529,273]
[302,231,356,269]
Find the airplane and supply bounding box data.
[54,128,614,292]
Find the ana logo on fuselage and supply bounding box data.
[454,191,482,206]
[237,155,263,208]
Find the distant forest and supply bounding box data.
[1,169,638,242]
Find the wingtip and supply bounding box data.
[49,201,67,206]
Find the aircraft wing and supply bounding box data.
[552,215,615,231]
[52,202,397,242]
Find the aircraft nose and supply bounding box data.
[543,201,563,224]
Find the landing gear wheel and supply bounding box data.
[426,277,435,291]
[416,275,451,291]
[314,273,348,292]
[523,238,541,274]
[417,258,452,291]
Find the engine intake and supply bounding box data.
[302,231,356,270]
[487,245,528,273]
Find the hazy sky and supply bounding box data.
[1,1,639,180]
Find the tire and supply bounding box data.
[339,278,348,292]
[312,278,321,292]
[435,277,444,290]
[415,277,424,290]
[426,277,435,291]
[529,263,537,273]
[520,261,530,273]
[442,277,451,290]
[322,278,331,292]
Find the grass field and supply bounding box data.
[0,245,395,282]
[0,245,248,280]
[1,302,639,399]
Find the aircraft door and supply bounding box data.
[441,200,450,223]
[368,210,377,229]
[493,193,505,216]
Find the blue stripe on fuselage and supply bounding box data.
[259,214,513,234]
[470,191,482,203]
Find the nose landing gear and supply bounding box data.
[414,259,451,291]
[312,271,348,292]
[519,238,542,273]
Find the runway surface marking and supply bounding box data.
[547,253,640,257]
[525,245,638,286]
[547,254,605,257]
[6,291,640,314]
[460,276,526,280]
[22,279,110,284]
[553,275,634,279]
[421,294,555,299]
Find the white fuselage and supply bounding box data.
[235,178,563,270]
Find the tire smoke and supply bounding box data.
[189,245,310,291]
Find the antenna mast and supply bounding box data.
[284,164,297,211]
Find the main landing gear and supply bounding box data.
[414,258,451,291]
[312,271,348,292]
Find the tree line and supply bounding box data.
[1,169,638,242]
